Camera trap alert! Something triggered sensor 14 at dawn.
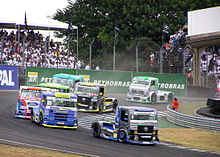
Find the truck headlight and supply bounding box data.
[91,97,97,102]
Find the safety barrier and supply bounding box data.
[166,105,220,132]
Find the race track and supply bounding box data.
[0,91,218,157]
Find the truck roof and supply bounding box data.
[79,82,106,88]
[42,91,77,99]
[133,76,159,81]
[19,86,50,91]
[119,106,157,112]
[53,73,84,81]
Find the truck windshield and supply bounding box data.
[21,89,41,98]
[132,80,150,86]
[52,78,73,87]
[46,97,77,108]
[77,86,98,95]
[130,112,157,120]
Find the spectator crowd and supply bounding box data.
[0,29,100,70]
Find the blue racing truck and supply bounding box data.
[31,92,78,129]
[91,106,159,145]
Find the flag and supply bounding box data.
[68,17,74,36]
[162,23,171,34]
[183,23,188,29]
[24,11,27,30]
[115,22,120,39]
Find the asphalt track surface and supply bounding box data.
[0,91,218,157]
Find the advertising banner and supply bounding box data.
[26,67,186,96]
[0,65,18,90]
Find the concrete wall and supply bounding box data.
[188,6,220,36]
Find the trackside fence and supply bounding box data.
[166,105,220,132]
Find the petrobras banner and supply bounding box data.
[26,67,186,96]
[0,65,18,90]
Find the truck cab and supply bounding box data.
[15,86,49,119]
[127,76,174,104]
[75,82,118,113]
[39,73,84,93]
[91,106,159,145]
[31,92,78,129]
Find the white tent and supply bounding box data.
[0,15,78,30]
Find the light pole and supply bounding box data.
[136,39,141,72]
[89,38,95,69]
[113,39,118,71]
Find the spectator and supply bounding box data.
[164,42,170,50]
[95,65,100,71]
[200,53,208,87]
[150,52,155,65]
[85,64,90,70]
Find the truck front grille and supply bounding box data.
[77,96,91,104]
[138,126,153,133]
[54,113,68,121]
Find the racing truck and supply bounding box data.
[15,86,48,119]
[74,82,118,113]
[31,92,78,129]
[91,106,159,145]
[127,76,174,104]
[39,73,84,93]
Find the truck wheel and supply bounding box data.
[98,100,103,114]
[151,94,157,104]
[112,100,118,113]
[93,123,101,138]
[39,113,43,126]
[30,109,34,123]
[168,93,174,104]
[118,130,127,143]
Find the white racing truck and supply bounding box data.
[127,76,174,104]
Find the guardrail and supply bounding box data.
[166,105,220,132]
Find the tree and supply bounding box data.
[53,0,220,71]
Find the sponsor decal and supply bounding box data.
[79,75,90,82]
[55,93,71,98]
[94,80,130,87]
[27,72,38,85]
[158,83,185,90]
[40,77,53,83]
[0,65,18,90]
[0,69,15,86]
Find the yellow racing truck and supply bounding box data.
[74,82,118,113]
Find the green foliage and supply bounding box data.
[53,0,220,71]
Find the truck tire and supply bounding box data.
[112,100,118,113]
[39,113,43,126]
[92,123,101,138]
[30,109,34,123]
[151,93,157,104]
[98,100,103,114]
[168,93,174,104]
[118,130,127,143]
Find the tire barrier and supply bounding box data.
[166,105,220,132]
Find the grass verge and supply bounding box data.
[0,144,82,157]
[159,128,220,153]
